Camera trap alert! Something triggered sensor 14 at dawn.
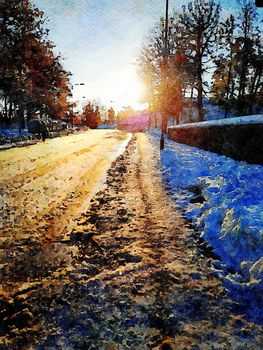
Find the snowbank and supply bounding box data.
[175,114,263,128]
[151,133,263,293]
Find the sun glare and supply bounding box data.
[103,70,146,111]
[75,68,146,112]
[116,78,145,109]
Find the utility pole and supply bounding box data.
[160,0,169,150]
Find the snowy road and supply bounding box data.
[0,133,262,349]
[0,129,130,246]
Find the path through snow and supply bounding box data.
[1,133,262,349]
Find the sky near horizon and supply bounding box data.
[33,0,261,112]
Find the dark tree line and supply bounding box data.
[0,0,72,128]
[139,0,262,125]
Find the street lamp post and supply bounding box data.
[160,0,169,150]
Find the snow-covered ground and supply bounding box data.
[0,123,31,137]
[174,114,263,128]
[150,129,263,323]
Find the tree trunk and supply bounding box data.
[8,101,13,120]
[27,109,33,123]
[154,112,157,128]
[248,69,262,114]
[163,112,168,134]
[237,60,247,111]
[190,86,194,100]
[224,49,234,118]
[17,108,25,133]
[147,105,151,131]
[4,96,10,124]
[197,66,203,121]
[196,46,203,121]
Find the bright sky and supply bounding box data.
[33,0,260,112]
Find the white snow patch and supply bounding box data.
[170,114,263,128]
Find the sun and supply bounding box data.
[116,77,145,109]
[74,68,147,112]
[101,68,147,111]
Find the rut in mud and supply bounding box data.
[1,133,262,349]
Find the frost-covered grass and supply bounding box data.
[150,131,263,295]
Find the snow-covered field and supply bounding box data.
[150,130,263,322]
